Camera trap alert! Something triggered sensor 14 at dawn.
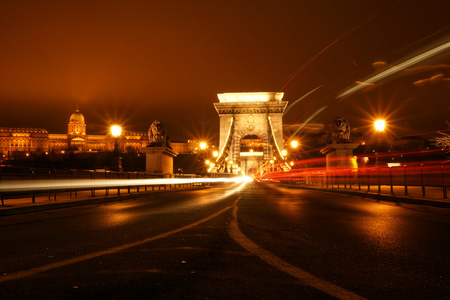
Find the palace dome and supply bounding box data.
[69,107,85,123]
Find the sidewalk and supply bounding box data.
[282,182,450,208]
[0,184,204,217]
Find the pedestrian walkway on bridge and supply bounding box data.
[0,182,205,217]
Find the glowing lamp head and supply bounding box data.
[205,160,210,165]
[111,125,122,137]
[290,140,299,148]
[199,142,207,150]
[374,120,386,132]
[281,150,287,156]
[213,151,219,157]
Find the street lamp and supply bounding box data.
[199,141,207,150]
[374,119,386,132]
[290,140,299,148]
[111,125,122,137]
[110,125,123,171]
[374,120,386,165]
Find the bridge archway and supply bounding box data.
[239,134,267,175]
[211,92,289,174]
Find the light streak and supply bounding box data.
[0,177,253,193]
[279,1,398,92]
[283,86,321,115]
[355,81,375,86]
[287,106,328,143]
[337,40,450,99]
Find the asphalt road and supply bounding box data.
[0,181,449,299]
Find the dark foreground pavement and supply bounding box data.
[1,182,449,299]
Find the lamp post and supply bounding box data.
[374,120,386,165]
[111,125,123,171]
[289,140,300,162]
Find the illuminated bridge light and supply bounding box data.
[217,92,284,103]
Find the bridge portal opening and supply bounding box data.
[240,135,266,175]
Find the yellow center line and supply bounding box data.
[227,200,367,300]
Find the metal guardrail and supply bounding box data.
[0,167,205,205]
[266,162,449,199]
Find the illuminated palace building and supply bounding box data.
[0,107,186,158]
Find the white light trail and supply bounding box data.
[287,106,328,142]
[337,40,450,99]
[283,86,321,115]
[0,177,253,193]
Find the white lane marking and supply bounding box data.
[227,201,367,300]
[0,201,238,284]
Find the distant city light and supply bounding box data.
[213,151,219,157]
[374,120,386,132]
[205,159,210,165]
[281,149,287,156]
[111,125,122,137]
[199,142,207,150]
[290,140,299,148]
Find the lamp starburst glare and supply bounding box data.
[111,125,122,137]
[374,120,386,132]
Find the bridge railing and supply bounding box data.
[0,167,205,206]
[267,162,449,199]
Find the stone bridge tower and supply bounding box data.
[212,92,288,174]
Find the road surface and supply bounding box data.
[0,181,449,299]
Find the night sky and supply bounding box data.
[0,0,449,142]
